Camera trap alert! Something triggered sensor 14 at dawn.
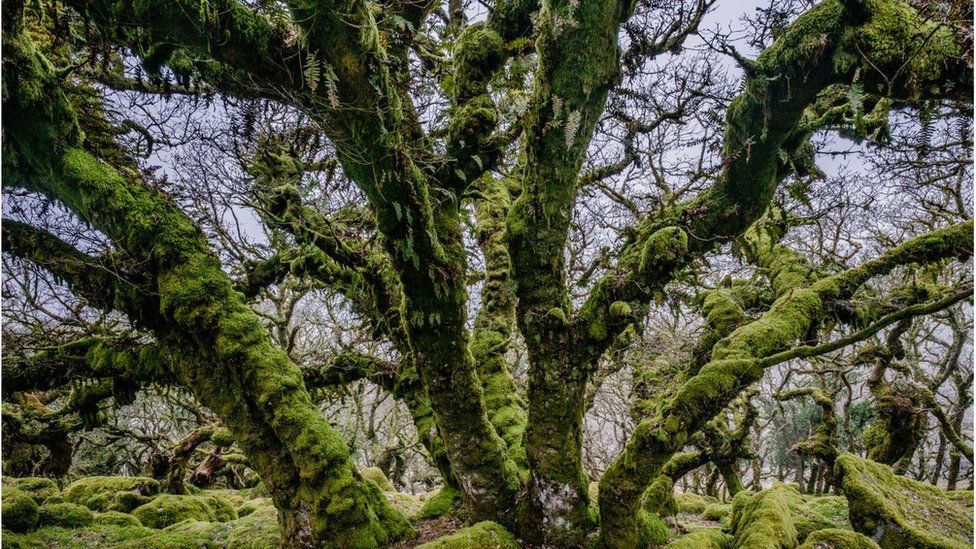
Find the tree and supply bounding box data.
[1,0,972,546]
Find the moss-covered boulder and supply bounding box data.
[131,494,238,528]
[834,453,974,549]
[361,467,395,492]
[728,483,849,546]
[416,521,518,548]
[729,484,804,548]
[803,496,851,529]
[223,504,280,548]
[203,489,246,510]
[163,519,228,544]
[96,510,142,527]
[236,497,272,518]
[675,491,717,515]
[701,502,732,522]
[2,477,59,505]
[37,502,94,529]
[62,476,159,512]
[388,491,424,519]
[416,486,462,520]
[798,528,881,548]
[668,527,732,548]
[2,487,39,532]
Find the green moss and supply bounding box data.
[2,477,59,504]
[236,497,272,517]
[96,510,142,527]
[609,301,633,318]
[209,429,235,447]
[453,23,505,100]
[668,527,732,548]
[643,476,677,517]
[416,486,462,520]
[834,453,973,548]
[636,510,670,547]
[37,502,94,529]
[62,476,159,512]
[804,495,850,528]
[361,467,395,492]
[701,503,732,523]
[0,525,194,548]
[674,491,717,515]
[389,492,424,519]
[729,484,803,548]
[795,515,838,542]
[3,487,40,532]
[798,528,880,548]
[415,521,518,548]
[161,519,226,542]
[131,494,238,528]
[223,504,279,548]
[863,385,926,466]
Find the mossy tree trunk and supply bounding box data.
[2,18,412,547]
[4,0,973,547]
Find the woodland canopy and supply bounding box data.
[0,0,974,547]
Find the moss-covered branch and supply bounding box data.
[1,336,173,400]
[503,0,637,537]
[1,220,152,321]
[470,177,528,470]
[575,0,972,366]
[775,387,839,466]
[63,0,305,97]
[3,18,411,545]
[599,219,972,547]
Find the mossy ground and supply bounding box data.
[413,521,518,548]
[415,486,462,520]
[2,487,275,548]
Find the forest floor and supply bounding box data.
[2,455,973,548]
